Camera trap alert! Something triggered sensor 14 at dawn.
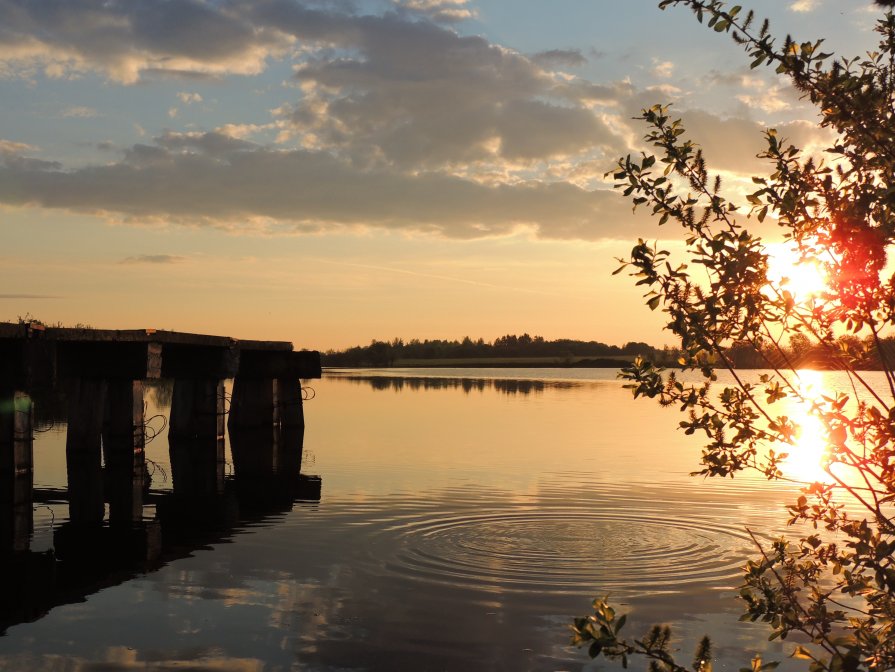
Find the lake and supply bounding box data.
[0,367,857,671]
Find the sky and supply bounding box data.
[0,0,885,350]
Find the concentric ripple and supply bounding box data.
[350,496,754,597]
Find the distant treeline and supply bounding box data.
[723,334,895,371]
[322,334,666,367]
[323,332,895,370]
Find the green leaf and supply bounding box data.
[614,614,627,634]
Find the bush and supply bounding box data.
[573,3,895,671]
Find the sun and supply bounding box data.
[766,244,829,300]
[782,259,827,298]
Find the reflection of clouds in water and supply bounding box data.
[160,568,289,608]
[148,561,355,657]
[266,575,360,656]
[8,647,264,671]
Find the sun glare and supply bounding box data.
[766,244,829,301]
[780,370,833,484]
[784,412,831,484]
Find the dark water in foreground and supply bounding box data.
[0,367,845,671]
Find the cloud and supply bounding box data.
[0,139,34,154]
[651,59,675,79]
[0,0,477,83]
[1,143,61,170]
[531,49,588,69]
[0,2,624,170]
[393,0,476,22]
[737,89,792,113]
[671,110,832,175]
[790,0,820,11]
[0,0,292,83]
[214,123,275,140]
[274,13,623,168]
[0,132,657,241]
[61,105,98,118]
[176,91,203,104]
[0,1,835,245]
[702,67,802,114]
[120,254,187,265]
[156,130,256,153]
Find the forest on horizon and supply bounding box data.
[322,332,895,370]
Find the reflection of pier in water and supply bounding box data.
[336,373,581,396]
[0,322,322,633]
[2,471,322,634]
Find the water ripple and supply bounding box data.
[334,494,755,597]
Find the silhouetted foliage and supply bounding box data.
[573,3,895,672]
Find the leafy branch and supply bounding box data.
[575,4,895,672]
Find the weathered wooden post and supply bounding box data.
[228,346,283,478]
[58,338,160,526]
[229,377,277,477]
[276,377,305,433]
[0,388,34,553]
[162,339,236,498]
[102,379,146,524]
[276,376,305,477]
[169,378,226,497]
[229,377,276,433]
[0,325,39,553]
[65,377,107,525]
[229,348,318,478]
[274,351,319,476]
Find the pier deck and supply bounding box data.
[0,322,322,546]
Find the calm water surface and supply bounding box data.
[0,367,866,671]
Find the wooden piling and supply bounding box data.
[276,378,305,475]
[229,425,304,482]
[0,323,322,528]
[229,376,306,478]
[102,380,145,524]
[0,390,34,478]
[0,388,33,553]
[65,379,106,525]
[169,379,226,497]
[228,377,276,432]
[276,377,305,431]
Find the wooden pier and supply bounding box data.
[0,322,322,552]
